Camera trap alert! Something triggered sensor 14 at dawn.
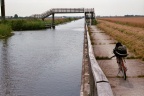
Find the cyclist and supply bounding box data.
[113,42,128,70]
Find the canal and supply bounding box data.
[0,19,84,96]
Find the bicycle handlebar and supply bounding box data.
[110,55,115,59]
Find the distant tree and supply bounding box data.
[14,14,18,18]
[124,15,134,17]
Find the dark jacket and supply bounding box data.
[113,42,128,57]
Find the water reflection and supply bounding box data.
[0,39,12,96]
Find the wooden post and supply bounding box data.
[1,0,5,20]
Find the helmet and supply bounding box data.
[116,42,122,47]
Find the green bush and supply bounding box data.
[0,24,12,38]
[92,19,98,25]
[10,20,26,30]
[9,19,47,31]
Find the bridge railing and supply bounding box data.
[84,8,94,13]
[30,8,95,18]
[85,23,114,96]
[30,14,41,18]
[52,8,84,13]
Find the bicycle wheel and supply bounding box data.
[121,67,127,80]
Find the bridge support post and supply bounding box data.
[85,12,92,25]
[91,12,96,25]
[84,12,87,20]
[52,13,55,29]
[85,12,89,24]
[91,12,94,25]
[91,13,94,19]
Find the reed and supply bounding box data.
[0,24,13,38]
[0,18,78,31]
[9,19,48,30]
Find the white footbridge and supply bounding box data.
[30,8,95,19]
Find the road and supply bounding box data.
[90,25,144,96]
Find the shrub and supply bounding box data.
[0,24,12,38]
[92,19,98,25]
[9,19,46,31]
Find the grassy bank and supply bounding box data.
[0,18,78,31]
[0,17,79,38]
[96,18,144,60]
[0,24,13,38]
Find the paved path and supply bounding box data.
[90,25,144,96]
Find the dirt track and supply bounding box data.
[90,25,144,96]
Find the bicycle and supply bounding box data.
[111,55,127,80]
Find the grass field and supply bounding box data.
[96,17,144,60]
[98,17,144,28]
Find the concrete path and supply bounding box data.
[90,25,144,96]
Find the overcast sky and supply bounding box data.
[1,0,144,17]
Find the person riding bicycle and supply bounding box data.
[113,42,128,79]
[113,42,128,69]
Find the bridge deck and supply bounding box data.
[30,8,95,18]
[53,8,94,13]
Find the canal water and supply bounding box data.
[0,19,84,96]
